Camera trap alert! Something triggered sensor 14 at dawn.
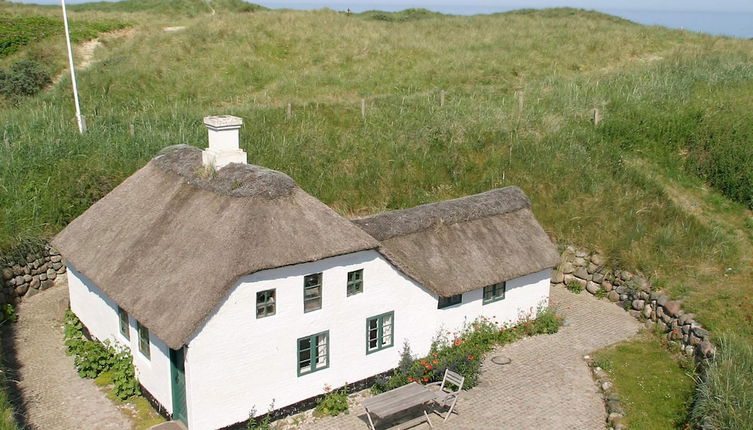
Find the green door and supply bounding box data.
[170,347,188,425]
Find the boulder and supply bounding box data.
[636,277,650,292]
[47,271,57,281]
[608,413,623,427]
[574,257,587,266]
[684,345,695,356]
[620,271,632,281]
[25,287,39,298]
[575,250,588,258]
[29,277,40,289]
[1,268,13,280]
[681,324,690,334]
[39,273,47,281]
[560,262,574,274]
[642,304,652,319]
[22,274,32,283]
[664,301,682,317]
[601,280,613,292]
[656,294,669,307]
[592,272,605,284]
[698,341,715,358]
[40,280,53,291]
[591,253,606,266]
[693,327,709,339]
[607,291,620,302]
[587,263,599,274]
[586,281,600,295]
[13,276,24,286]
[628,310,642,319]
[552,271,565,283]
[656,321,668,332]
[679,313,695,325]
[15,284,28,296]
[50,255,62,263]
[573,267,591,280]
[632,300,645,311]
[11,265,22,276]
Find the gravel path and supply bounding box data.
[307,286,641,430]
[1,274,132,430]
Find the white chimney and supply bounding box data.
[202,115,247,169]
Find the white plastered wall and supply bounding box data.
[184,250,551,430]
[67,264,174,414]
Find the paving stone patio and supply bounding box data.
[303,286,641,430]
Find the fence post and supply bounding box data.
[286,103,293,120]
[129,124,135,137]
[80,115,87,133]
[592,108,602,127]
[361,99,366,119]
[440,90,446,107]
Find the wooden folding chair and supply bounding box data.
[427,369,465,422]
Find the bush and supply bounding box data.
[314,386,349,417]
[0,60,51,100]
[0,304,17,324]
[691,334,753,430]
[63,311,140,400]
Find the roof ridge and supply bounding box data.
[352,186,531,241]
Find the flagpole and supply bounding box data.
[61,0,84,134]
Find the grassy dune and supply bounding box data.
[1,2,752,336]
[2,1,753,426]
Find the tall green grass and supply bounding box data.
[691,334,753,429]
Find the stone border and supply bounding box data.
[0,245,66,306]
[552,246,716,429]
[584,355,625,430]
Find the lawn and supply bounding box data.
[593,333,695,429]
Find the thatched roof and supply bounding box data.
[52,147,379,349]
[352,187,559,298]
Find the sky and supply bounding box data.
[14,0,753,12]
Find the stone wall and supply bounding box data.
[0,245,66,305]
[551,246,715,360]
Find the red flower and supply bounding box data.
[454,339,463,346]
[432,359,438,364]
[467,355,474,360]
[425,364,433,370]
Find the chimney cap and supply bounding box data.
[203,115,243,131]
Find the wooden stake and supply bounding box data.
[80,115,87,133]
[361,99,366,119]
[440,90,446,107]
[592,108,602,127]
[517,91,524,114]
[129,124,135,137]
[286,103,292,120]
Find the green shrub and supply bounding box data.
[0,304,16,324]
[0,60,51,100]
[691,334,753,430]
[314,386,349,417]
[566,281,583,294]
[63,310,140,400]
[528,305,562,335]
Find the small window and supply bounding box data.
[137,321,151,359]
[256,289,276,318]
[346,269,363,296]
[483,282,506,305]
[437,294,462,309]
[118,307,130,340]
[303,273,322,313]
[366,311,394,354]
[297,331,329,376]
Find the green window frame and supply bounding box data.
[483,282,506,305]
[118,306,130,340]
[366,311,394,354]
[346,269,363,296]
[303,273,322,313]
[256,289,276,318]
[297,331,329,376]
[437,294,462,309]
[137,321,151,359]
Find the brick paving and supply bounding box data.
[1,275,132,430]
[304,286,640,430]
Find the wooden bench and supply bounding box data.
[362,382,436,430]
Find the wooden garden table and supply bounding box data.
[362,382,435,430]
